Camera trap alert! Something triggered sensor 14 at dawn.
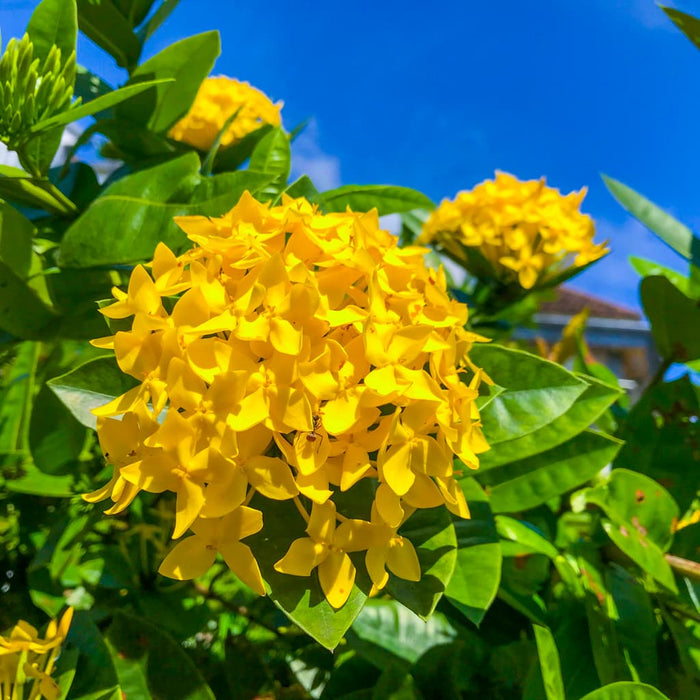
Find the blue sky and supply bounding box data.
[2,0,700,310]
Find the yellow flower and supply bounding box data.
[0,608,73,700]
[159,506,265,595]
[89,192,490,608]
[169,76,282,151]
[419,172,608,290]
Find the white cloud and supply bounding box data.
[290,119,341,191]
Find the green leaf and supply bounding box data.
[136,0,181,43]
[470,344,588,445]
[629,256,689,295]
[478,430,622,513]
[29,385,86,475]
[284,175,320,202]
[0,342,38,452]
[532,625,566,700]
[31,79,173,133]
[246,495,368,650]
[0,261,57,339]
[0,166,76,215]
[115,31,220,133]
[27,0,77,64]
[578,546,658,687]
[48,356,138,429]
[495,516,559,559]
[59,154,275,267]
[62,611,122,700]
[640,275,700,362]
[445,478,501,626]
[319,185,434,216]
[212,124,273,173]
[249,127,291,201]
[4,457,75,496]
[74,65,113,104]
[578,469,679,552]
[372,664,423,700]
[480,374,621,469]
[577,471,678,591]
[387,506,457,620]
[603,175,700,265]
[662,611,700,696]
[0,202,34,278]
[350,600,456,665]
[579,681,670,700]
[662,6,700,52]
[76,0,141,70]
[105,612,215,700]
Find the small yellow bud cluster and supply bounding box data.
[89,193,489,609]
[169,76,282,152]
[418,172,608,290]
[0,609,73,700]
[0,34,76,149]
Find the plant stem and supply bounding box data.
[666,553,700,582]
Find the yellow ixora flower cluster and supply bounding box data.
[418,172,608,290]
[169,76,282,152]
[0,608,73,700]
[88,192,490,609]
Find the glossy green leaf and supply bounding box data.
[29,385,86,475]
[350,600,456,665]
[533,625,565,700]
[578,545,658,687]
[641,275,700,362]
[285,175,320,202]
[105,612,215,700]
[495,516,559,559]
[603,175,700,265]
[580,681,670,700]
[0,261,57,339]
[580,469,679,552]
[470,344,588,445]
[48,356,138,429]
[116,31,220,133]
[387,506,457,620]
[0,203,34,280]
[662,6,700,52]
[4,458,75,496]
[481,374,621,469]
[60,154,274,266]
[76,0,141,70]
[662,611,700,695]
[62,611,122,700]
[212,124,273,172]
[136,0,181,43]
[319,185,434,216]
[478,430,622,513]
[445,478,501,626]
[372,664,422,700]
[27,0,77,64]
[31,79,172,133]
[246,495,368,650]
[629,256,689,295]
[0,343,38,453]
[0,165,76,215]
[249,127,291,201]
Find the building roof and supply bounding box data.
[539,286,641,321]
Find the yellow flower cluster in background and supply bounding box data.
[169,76,282,151]
[88,192,490,609]
[0,608,73,700]
[418,172,608,289]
